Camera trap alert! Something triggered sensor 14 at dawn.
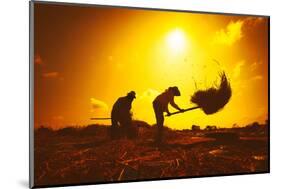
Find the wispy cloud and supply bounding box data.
[251,75,263,81]
[52,115,64,121]
[34,54,43,65]
[250,61,263,72]
[214,20,244,46]
[233,60,245,79]
[42,72,59,79]
[244,17,266,27]
[90,97,108,110]
[139,88,160,100]
[213,17,265,46]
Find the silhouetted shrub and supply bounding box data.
[57,127,77,136]
[36,126,54,137]
[205,132,239,143]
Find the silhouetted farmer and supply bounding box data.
[111,91,136,139]
[153,87,184,144]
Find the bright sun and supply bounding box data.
[166,29,186,53]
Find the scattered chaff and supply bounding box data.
[118,168,125,181]
[176,159,180,168]
[122,154,160,163]
[120,151,127,160]
[115,160,138,171]
[160,169,165,177]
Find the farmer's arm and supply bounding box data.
[170,98,182,111]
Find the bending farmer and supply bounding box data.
[153,87,183,144]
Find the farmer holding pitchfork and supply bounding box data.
[153,86,184,144]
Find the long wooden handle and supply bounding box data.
[90,118,111,120]
[165,106,200,117]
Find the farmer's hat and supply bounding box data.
[127,91,136,99]
[169,86,181,96]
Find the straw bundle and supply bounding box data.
[191,72,231,114]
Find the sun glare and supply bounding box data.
[166,29,186,53]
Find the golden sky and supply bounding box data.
[34,3,269,130]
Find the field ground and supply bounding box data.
[34,122,268,187]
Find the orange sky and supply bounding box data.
[34,3,269,130]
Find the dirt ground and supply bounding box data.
[34,123,268,187]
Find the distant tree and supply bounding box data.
[37,125,53,136]
[252,122,260,127]
[192,125,200,131]
[205,125,217,130]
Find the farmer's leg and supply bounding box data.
[153,102,164,144]
[124,115,135,139]
[119,115,134,139]
[111,115,119,139]
[156,112,164,144]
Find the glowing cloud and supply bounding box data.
[90,98,108,110]
[214,20,244,46]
